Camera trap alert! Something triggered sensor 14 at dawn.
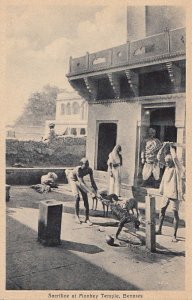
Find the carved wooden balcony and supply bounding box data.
[67,27,185,78]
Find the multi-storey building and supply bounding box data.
[45,91,88,137]
[66,6,186,189]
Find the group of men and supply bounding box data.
[140,128,185,242]
[65,128,184,242]
[42,125,185,243]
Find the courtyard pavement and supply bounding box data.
[6,185,185,291]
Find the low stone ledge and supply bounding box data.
[6,168,68,185]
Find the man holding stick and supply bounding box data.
[67,158,99,225]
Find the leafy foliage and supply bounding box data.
[15,84,65,126]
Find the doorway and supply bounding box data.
[136,106,177,187]
[141,106,177,143]
[150,107,177,142]
[97,123,117,171]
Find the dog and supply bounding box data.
[92,192,119,217]
[123,197,139,218]
[92,191,108,211]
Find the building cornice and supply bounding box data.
[88,93,185,105]
[53,121,87,125]
[56,97,84,102]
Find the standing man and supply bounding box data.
[67,158,98,225]
[43,123,57,143]
[141,128,162,186]
[156,143,185,242]
[107,145,122,197]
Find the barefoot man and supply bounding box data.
[156,143,185,242]
[67,158,98,225]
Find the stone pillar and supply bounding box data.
[38,200,63,246]
[134,121,142,186]
[134,105,150,186]
[175,97,185,162]
[145,195,156,252]
[81,102,84,120]
[85,102,88,120]
[81,101,88,120]
[176,126,185,161]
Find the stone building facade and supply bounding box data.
[45,91,88,137]
[66,6,186,188]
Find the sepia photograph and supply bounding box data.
[1,1,191,299]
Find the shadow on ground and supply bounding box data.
[6,186,185,290]
[7,215,140,290]
[58,240,104,254]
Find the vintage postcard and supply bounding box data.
[1,0,191,299]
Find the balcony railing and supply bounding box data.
[67,27,185,76]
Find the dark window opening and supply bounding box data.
[80,128,86,135]
[61,103,65,115]
[71,128,77,136]
[97,123,117,171]
[150,107,177,142]
[66,103,71,115]
[72,102,80,114]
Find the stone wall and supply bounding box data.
[6,168,69,185]
[6,137,86,167]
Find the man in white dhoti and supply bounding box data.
[107,145,122,197]
[156,143,185,242]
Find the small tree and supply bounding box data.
[15,85,65,126]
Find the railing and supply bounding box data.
[68,28,185,76]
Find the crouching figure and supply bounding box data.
[41,172,58,188]
[110,202,140,239]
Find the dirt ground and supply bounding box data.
[6,186,185,291]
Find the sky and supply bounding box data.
[4,3,127,125]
